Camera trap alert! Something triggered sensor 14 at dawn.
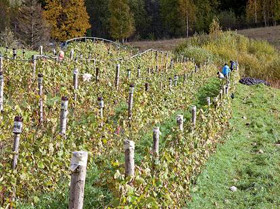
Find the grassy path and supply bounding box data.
[187,84,280,208]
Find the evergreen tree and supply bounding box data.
[0,0,10,33]
[109,0,135,42]
[16,0,50,49]
[44,0,90,41]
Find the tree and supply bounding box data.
[178,0,196,37]
[44,0,90,41]
[0,0,10,33]
[16,0,50,49]
[109,0,135,42]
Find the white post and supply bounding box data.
[174,75,179,86]
[32,56,37,79]
[12,48,16,60]
[12,116,23,170]
[124,140,135,177]
[95,68,99,83]
[153,127,160,157]
[0,71,4,112]
[137,66,140,78]
[177,115,184,131]
[192,106,197,127]
[128,84,134,120]
[98,97,104,127]
[39,46,43,55]
[60,96,68,135]
[38,74,44,123]
[127,69,131,79]
[206,97,211,107]
[0,56,3,71]
[69,151,88,209]
[169,77,172,90]
[38,73,43,96]
[70,49,74,60]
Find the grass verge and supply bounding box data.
[187,83,280,208]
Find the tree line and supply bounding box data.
[0,0,280,49]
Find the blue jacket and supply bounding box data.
[222,65,231,76]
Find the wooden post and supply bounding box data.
[95,68,99,83]
[32,55,36,79]
[145,82,149,91]
[73,68,78,102]
[70,49,74,60]
[22,49,25,58]
[12,116,23,170]
[69,151,88,209]
[192,106,196,127]
[39,46,43,55]
[137,66,140,78]
[38,74,44,123]
[223,85,227,95]
[124,140,135,177]
[127,69,131,79]
[115,64,120,90]
[225,84,229,95]
[12,48,16,60]
[0,71,4,112]
[53,48,56,56]
[98,97,104,127]
[206,97,211,107]
[168,78,172,90]
[177,115,183,131]
[174,75,179,86]
[0,56,3,71]
[153,127,160,157]
[128,84,134,120]
[60,96,68,135]
[219,89,223,100]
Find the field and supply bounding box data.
[0,39,236,208]
[129,26,280,51]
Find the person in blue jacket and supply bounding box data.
[222,63,231,78]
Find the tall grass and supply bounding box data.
[175,32,280,87]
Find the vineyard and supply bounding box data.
[0,39,239,208]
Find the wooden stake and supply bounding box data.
[206,97,211,107]
[98,97,104,127]
[137,66,140,78]
[12,116,23,170]
[0,56,3,71]
[192,106,197,127]
[128,84,134,120]
[115,64,120,90]
[38,74,44,123]
[174,75,179,86]
[60,96,68,135]
[0,71,4,112]
[177,115,183,131]
[73,68,78,102]
[145,83,149,91]
[12,48,16,60]
[127,69,131,79]
[69,151,88,209]
[169,77,172,90]
[95,68,99,83]
[32,56,37,79]
[153,127,160,157]
[39,46,43,55]
[70,49,74,60]
[38,73,43,96]
[124,140,135,177]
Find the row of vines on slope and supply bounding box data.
[0,40,239,208]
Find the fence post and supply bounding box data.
[206,97,211,107]
[73,68,78,102]
[127,69,131,79]
[32,55,36,79]
[53,48,56,56]
[177,115,184,131]
[124,140,135,177]
[70,49,74,60]
[169,77,172,90]
[13,48,16,60]
[60,96,68,135]
[153,127,160,157]
[192,106,197,127]
[219,89,223,100]
[12,116,23,170]
[0,56,3,71]
[95,68,99,83]
[137,66,140,78]
[69,151,88,209]
[174,75,179,86]
[0,71,4,112]
[225,84,229,95]
[39,46,43,55]
[145,82,149,91]
[115,64,120,90]
[38,74,44,123]
[98,97,104,127]
[128,84,134,120]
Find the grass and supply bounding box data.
[187,83,280,208]
[128,25,280,51]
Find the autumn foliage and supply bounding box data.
[44,0,90,41]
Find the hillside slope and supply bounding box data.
[188,83,280,208]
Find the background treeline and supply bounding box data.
[0,0,280,48]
